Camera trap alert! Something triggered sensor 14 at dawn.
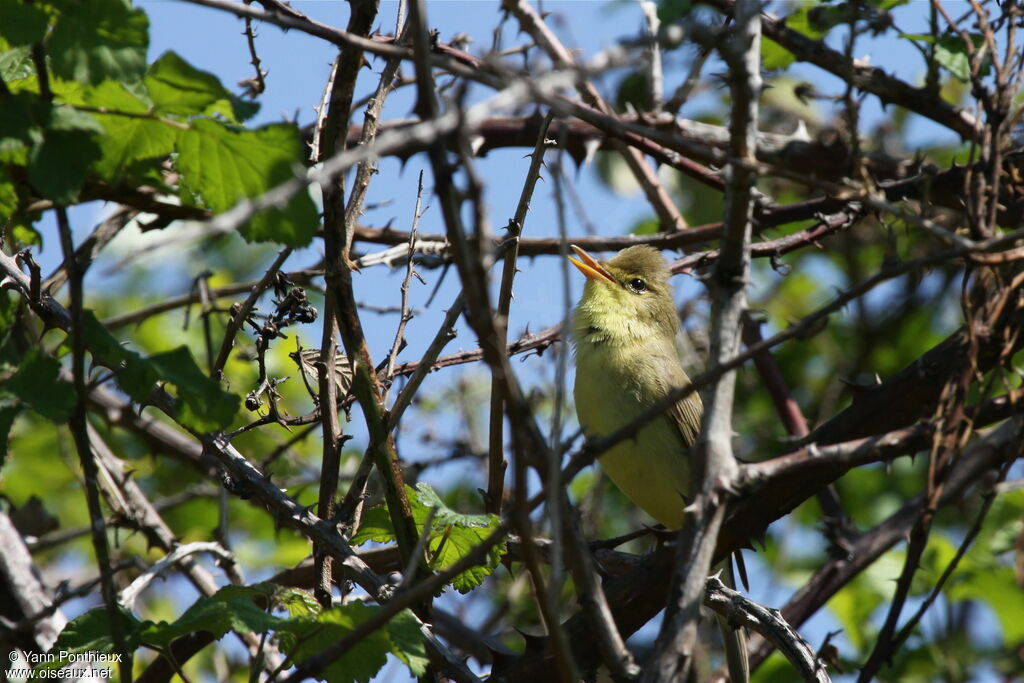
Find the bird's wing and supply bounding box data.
[661,356,704,449]
[669,390,703,448]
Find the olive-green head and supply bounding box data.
[569,244,679,344]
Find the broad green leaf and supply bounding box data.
[0,91,36,147]
[146,347,239,432]
[415,482,494,530]
[175,119,316,246]
[141,586,282,648]
[901,33,992,82]
[0,43,34,82]
[762,5,827,71]
[10,223,42,247]
[84,80,178,180]
[351,504,399,545]
[5,98,103,204]
[281,603,393,683]
[145,51,234,118]
[631,218,659,236]
[276,587,321,618]
[762,38,797,70]
[0,0,49,47]
[82,312,238,431]
[48,0,149,86]
[615,70,648,113]
[428,520,502,594]
[352,483,506,593]
[27,128,101,204]
[48,105,104,135]
[50,607,144,666]
[934,35,989,82]
[979,489,1024,555]
[385,609,428,677]
[2,348,75,421]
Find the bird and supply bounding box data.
[568,243,748,682]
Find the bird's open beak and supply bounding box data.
[568,245,616,284]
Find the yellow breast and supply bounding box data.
[573,337,694,529]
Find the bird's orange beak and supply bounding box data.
[568,245,616,284]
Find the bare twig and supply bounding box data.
[119,542,236,610]
[486,110,554,515]
[382,170,425,403]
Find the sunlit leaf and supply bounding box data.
[175,119,317,246]
[83,80,178,180]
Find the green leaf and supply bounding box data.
[615,70,649,112]
[385,609,428,677]
[0,43,34,82]
[657,0,694,24]
[761,38,796,70]
[48,105,104,135]
[0,166,18,220]
[281,603,393,683]
[2,348,75,421]
[82,312,238,431]
[48,0,148,86]
[276,587,321,618]
[934,35,988,82]
[762,5,828,71]
[141,586,283,648]
[352,483,506,594]
[0,0,50,47]
[27,129,101,204]
[414,482,493,530]
[10,223,41,247]
[146,347,239,431]
[0,91,36,148]
[428,520,502,594]
[83,80,178,180]
[631,218,659,236]
[51,607,144,667]
[901,33,991,82]
[145,51,234,118]
[175,119,317,246]
[17,103,104,204]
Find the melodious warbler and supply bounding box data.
[569,244,748,682]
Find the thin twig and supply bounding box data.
[211,248,293,378]
[382,170,425,404]
[54,201,131,680]
[486,110,554,515]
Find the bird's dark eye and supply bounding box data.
[628,278,647,293]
